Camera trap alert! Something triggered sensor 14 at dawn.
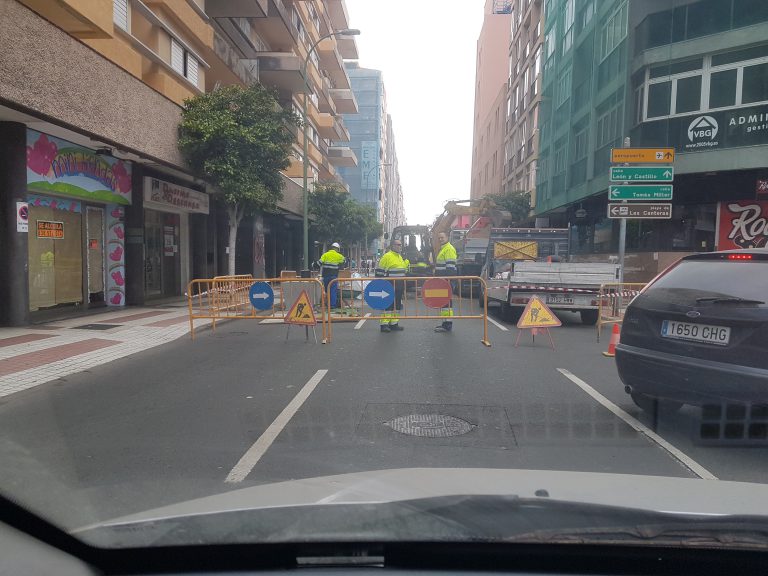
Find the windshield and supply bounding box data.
[3,0,768,558]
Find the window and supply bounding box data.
[170,38,200,87]
[742,63,768,104]
[563,0,575,53]
[675,75,702,113]
[647,81,671,118]
[578,0,594,34]
[573,127,588,160]
[554,140,567,175]
[544,28,555,60]
[307,3,320,31]
[596,101,622,148]
[170,38,184,75]
[555,69,571,108]
[709,69,737,108]
[113,0,129,31]
[292,8,305,42]
[600,2,627,61]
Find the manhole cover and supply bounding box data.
[71,323,122,330]
[384,414,475,438]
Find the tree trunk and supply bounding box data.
[227,204,243,276]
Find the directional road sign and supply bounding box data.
[607,203,673,219]
[611,148,675,164]
[249,281,274,310]
[610,166,674,182]
[364,279,394,310]
[422,278,452,309]
[609,185,674,201]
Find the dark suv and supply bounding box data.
[616,249,768,413]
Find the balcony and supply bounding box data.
[328,146,358,167]
[250,0,296,52]
[249,52,304,92]
[19,0,112,39]
[205,0,268,18]
[329,88,358,114]
[326,0,351,32]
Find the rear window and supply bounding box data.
[648,259,768,302]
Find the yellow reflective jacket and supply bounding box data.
[375,251,408,277]
[435,242,458,275]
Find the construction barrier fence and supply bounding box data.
[596,282,646,342]
[186,275,327,340]
[325,275,491,347]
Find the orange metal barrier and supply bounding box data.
[186,276,326,340]
[596,282,646,342]
[325,275,491,347]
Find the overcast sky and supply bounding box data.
[344,0,485,225]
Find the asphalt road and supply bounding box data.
[1,301,767,529]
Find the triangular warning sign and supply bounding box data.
[284,290,316,326]
[517,296,562,329]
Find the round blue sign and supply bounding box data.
[249,282,274,310]
[364,279,395,310]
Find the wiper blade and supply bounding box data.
[695,297,765,304]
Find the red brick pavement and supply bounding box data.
[0,339,118,377]
[0,334,56,348]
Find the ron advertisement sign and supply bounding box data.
[718,200,768,250]
[632,104,768,153]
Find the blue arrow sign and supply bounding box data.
[249,282,274,310]
[364,279,394,310]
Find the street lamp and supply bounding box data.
[301,28,360,273]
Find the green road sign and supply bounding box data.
[609,185,674,201]
[610,167,674,182]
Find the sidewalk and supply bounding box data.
[0,303,212,399]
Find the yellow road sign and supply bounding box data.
[517,296,562,329]
[610,148,675,164]
[494,240,538,260]
[284,289,316,326]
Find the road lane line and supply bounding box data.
[488,316,509,332]
[354,313,372,330]
[225,369,328,483]
[557,368,717,480]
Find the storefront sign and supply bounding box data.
[717,201,768,250]
[144,177,209,214]
[26,130,132,205]
[632,104,768,153]
[16,202,28,233]
[36,220,64,239]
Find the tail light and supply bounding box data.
[727,254,753,260]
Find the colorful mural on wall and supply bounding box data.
[106,205,126,306]
[27,130,132,205]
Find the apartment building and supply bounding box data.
[337,63,405,252]
[535,0,768,280]
[503,0,544,213]
[0,0,358,325]
[470,0,512,201]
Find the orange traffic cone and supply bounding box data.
[602,323,620,357]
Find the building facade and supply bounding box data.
[470,0,512,201]
[535,0,768,280]
[0,0,358,326]
[337,63,404,251]
[503,0,544,213]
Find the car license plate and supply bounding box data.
[661,320,730,345]
[546,294,574,305]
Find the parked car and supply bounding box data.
[616,249,768,413]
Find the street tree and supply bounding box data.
[487,190,532,225]
[178,83,300,274]
[309,182,382,249]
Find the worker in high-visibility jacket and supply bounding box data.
[434,231,458,332]
[375,239,407,332]
[317,242,346,308]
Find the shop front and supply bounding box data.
[142,177,209,299]
[25,130,130,316]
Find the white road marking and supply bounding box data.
[557,368,717,481]
[225,369,328,483]
[488,316,509,332]
[354,312,372,330]
[259,319,284,324]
